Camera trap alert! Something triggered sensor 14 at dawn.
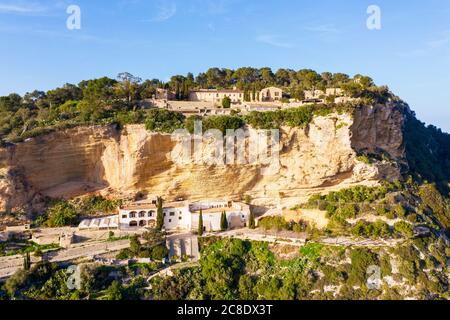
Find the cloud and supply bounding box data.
[256,34,294,48]
[151,1,177,22]
[0,2,46,14]
[304,24,340,34]
[397,31,450,57]
[427,31,450,49]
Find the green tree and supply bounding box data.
[222,96,231,109]
[23,252,31,271]
[198,210,204,236]
[129,235,141,257]
[220,211,228,231]
[156,196,164,231]
[248,210,256,230]
[45,201,78,227]
[104,280,123,300]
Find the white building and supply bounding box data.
[117,199,250,232]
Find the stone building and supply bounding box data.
[188,86,284,105]
[189,89,244,104]
[260,87,283,102]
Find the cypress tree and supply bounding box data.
[198,209,203,236]
[220,211,228,231]
[23,252,31,271]
[156,196,164,231]
[249,210,256,229]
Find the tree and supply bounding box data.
[222,96,231,109]
[198,210,204,236]
[248,210,256,229]
[156,196,164,231]
[45,201,78,227]
[23,252,31,271]
[220,211,228,231]
[104,280,123,300]
[116,72,142,108]
[129,235,141,257]
[142,229,166,248]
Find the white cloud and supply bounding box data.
[151,1,177,22]
[397,31,450,57]
[0,2,46,14]
[256,34,294,48]
[304,24,340,34]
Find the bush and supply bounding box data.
[145,109,185,133]
[258,216,289,231]
[44,201,78,227]
[394,221,414,238]
[348,248,378,286]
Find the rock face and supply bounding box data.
[0,104,406,214]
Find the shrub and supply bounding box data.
[348,248,378,286]
[393,221,414,238]
[44,201,78,227]
[145,109,185,133]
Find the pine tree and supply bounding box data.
[156,196,164,231]
[248,210,256,229]
[220,211,228,231]
[198,210,203,236]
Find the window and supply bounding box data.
[122,215,127,219]
[148,211,154,217]
[179,217,182,220]
[169,219,172,223]
[129,212,136,218]
[170,212,175,216]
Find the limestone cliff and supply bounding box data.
[0,104,406,215]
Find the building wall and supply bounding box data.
[260,87,282,102]
[189,91,244,104]
[118,200,250,232]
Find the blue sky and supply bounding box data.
[1,0,449,131]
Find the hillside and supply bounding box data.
[0,102,409,217]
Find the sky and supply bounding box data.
[0,0,449,132]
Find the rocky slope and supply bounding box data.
[0,104,407,215]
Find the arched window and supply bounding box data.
[129,221,138,227]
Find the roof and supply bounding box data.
[120,200,188,211]
[191,89,244,94]
[261,86,283,91]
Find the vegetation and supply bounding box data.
[0,68,395,146]
[403,112,450,192]
[156,197,164,231]
[0,240,59,257]
[222,96,231,109]
[146,237,449,300]
[248,210,256,230]
[116,230,168,261]
[34,195,121,227]
[258,216,307,233]
[198,210,204,236]
[220,212,228,231]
